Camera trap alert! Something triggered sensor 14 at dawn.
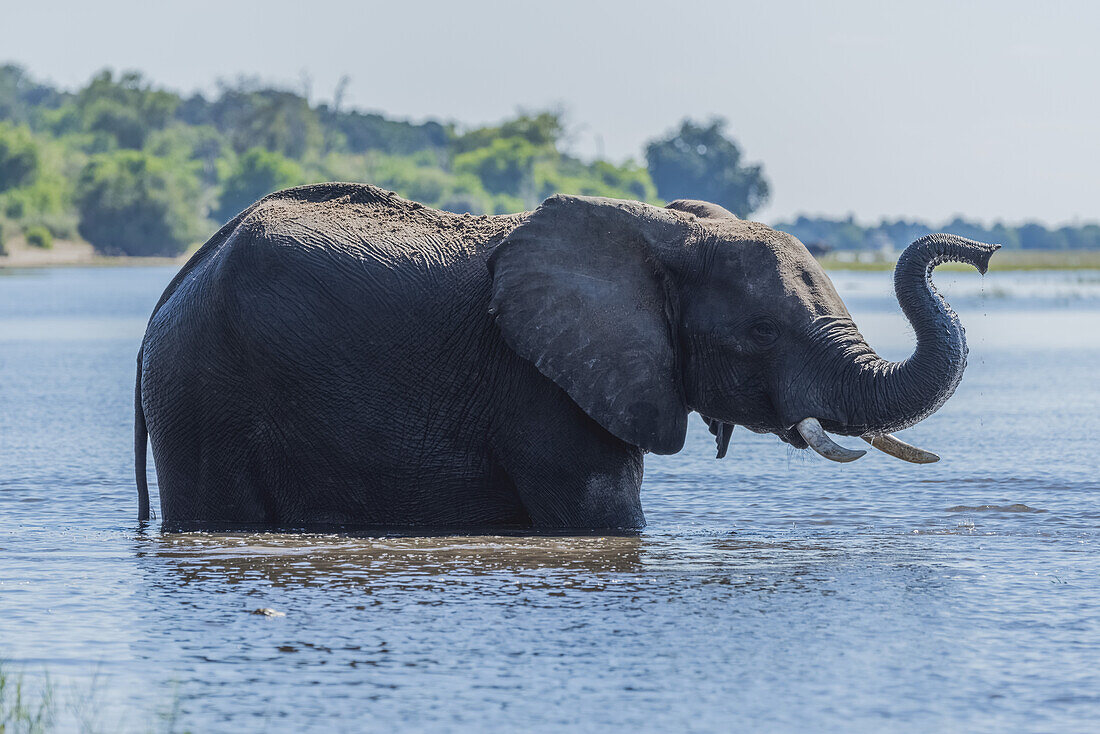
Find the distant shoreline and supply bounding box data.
[3,238,1099,272]
[818,249,1100,272]
[0,236,192,270]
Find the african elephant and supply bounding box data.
[135,183,997,530]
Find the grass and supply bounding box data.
[0,665,53,734]
[820,249,1100,272]
[0,663,187,734]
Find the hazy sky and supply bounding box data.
[4,0,1098,224]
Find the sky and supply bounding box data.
[3,0,1098,225]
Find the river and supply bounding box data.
[1,265,1098,731]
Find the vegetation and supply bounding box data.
[820,248,1100,271]
[0,664,53,733]
[0,123,39,192]
[0,662,188,734]
[776,214,1100,254]
[215,147,308,222]
[0,61,1095,260]
[74,150,202,256]
[645,119,769,217]
[0,64,705,257]
[24,224,51,249]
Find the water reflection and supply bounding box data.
[138,533,648,586]
[134,530,885,599]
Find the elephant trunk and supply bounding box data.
[808,234,999,439]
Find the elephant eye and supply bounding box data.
[748,319,779,345]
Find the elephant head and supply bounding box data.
[488,195,998,463]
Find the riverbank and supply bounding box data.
[0,236,191,269]
[4,236,1100,272]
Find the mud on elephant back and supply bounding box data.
[134,183,998,531]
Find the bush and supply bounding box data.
[24,210,79,240]
[24,224,52,248]
[453,137,547,198]
[75,150,203,256]
[1,175,70,220]
[215,147,306,222]
[0,123,41,193]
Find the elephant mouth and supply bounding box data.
[755,424,807,450]
[778,426,808,449]
[703,415,808,456]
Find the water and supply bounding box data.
[1,266,1098,732]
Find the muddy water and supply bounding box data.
[1,266,1098,731]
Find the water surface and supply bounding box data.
[1,266,1098,731]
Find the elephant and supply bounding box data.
[135,183,998,530]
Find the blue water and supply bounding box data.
[1,265,1098,732]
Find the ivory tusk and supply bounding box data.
[794,418,866,463]
[861,434,940,464]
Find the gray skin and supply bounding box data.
[136,183,997,530]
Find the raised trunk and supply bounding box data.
[822,234,999,436]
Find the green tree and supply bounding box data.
[0,128,78,238]
[215,147,306,222]
[451,112,563,155]
[778,215,870,251]
[316,106,449,155]
[986,222,1022,250]
[2,176,74,229]
[588,160,657,201]
[1060,224,1100,250]
[532,157,657,204]
[74,70,179,150]
[187,82,323,159]
[84,99,147,149]
[325,150,506,215]
[444,111,660,210]
[0,123,40,192]
[453,137,548,199]
[645,119,769,217]
[1018,221,1065,250]
[0,63,64,126]
[145,124,230,186]
[75,150,203,256]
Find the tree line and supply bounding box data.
[0,64,767,256]
[0,62,1095,257]
[778,215,1100,254]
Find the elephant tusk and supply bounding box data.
[795,418,867,463]
[861,434,940,464]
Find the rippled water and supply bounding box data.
[1,266,1098,731]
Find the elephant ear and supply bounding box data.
[488,195,688,455]
[665,199,738,220]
